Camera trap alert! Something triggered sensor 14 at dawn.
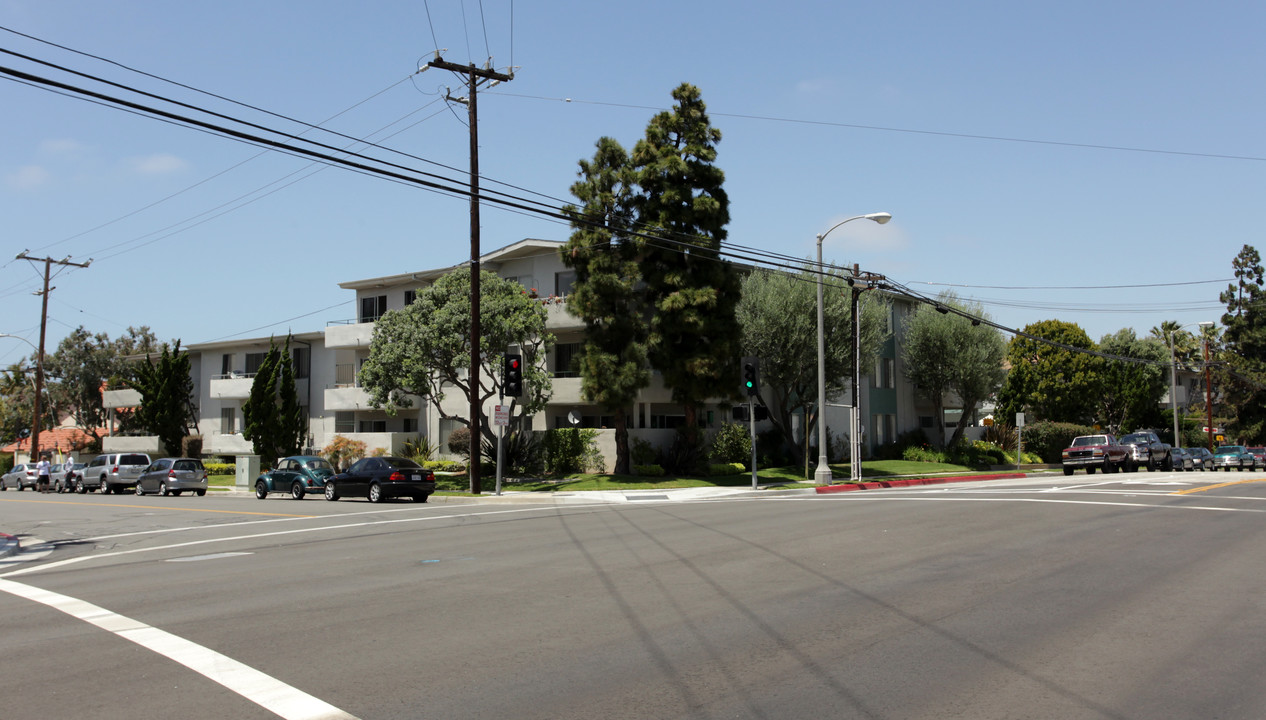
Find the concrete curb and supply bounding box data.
[0,532,19,559]
[815,472,1030,494]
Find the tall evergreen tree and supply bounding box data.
[629,83,742,438]
[133,341,197,455]
[996,320,1102,424]
[243,337,306,467]
[1218,245,1266,442]
[562,136,649,474]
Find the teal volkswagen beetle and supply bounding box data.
[254,455,335,500]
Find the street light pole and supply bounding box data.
[1199,321,1215,452]
[813,212,890,485]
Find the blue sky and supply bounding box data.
[0,0,1258,367]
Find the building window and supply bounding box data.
[403,418,418,433]
[555,271,576,297]
[220,407,235,434]
[245,352,267,375]
[873,357,895,389]
[221,353,232,376]
[554,343,581,377]
[292,346,310,379]
[872,413,897,447]
[404,289,417,307]
[360,295,387,323]
[334,412,355,434]
[359,420,387,433]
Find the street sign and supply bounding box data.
[1016,412,1025,428]
[494,405,510,427]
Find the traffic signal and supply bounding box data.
[742,356,760,396]
[503,353,523,397]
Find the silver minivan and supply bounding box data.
[135,458,208,497]
[84,453,152,494]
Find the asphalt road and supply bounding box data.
[3,471,1266,719]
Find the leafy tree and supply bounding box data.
[242,336,306,467]
[997,320,1101,424]
[1095,329,1167,432]
[562,136,649,474]
[132,341,197,454]
[630,83,743,439]
[1218,245,1266,442]
[358,268,554,448]
[736,267,888,462]
[901,294,1007,448]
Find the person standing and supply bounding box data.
[36,455,51,493]
[61,457,76,493]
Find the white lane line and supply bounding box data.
[166,552,253,562]
[827,496,1266,513]
[0,503,613,579]
[0,578,358,720]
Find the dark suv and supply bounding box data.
[83,453,153,494]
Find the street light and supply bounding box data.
[814,212,891,485]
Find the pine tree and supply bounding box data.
[243,336,305,467]
[133,341,196,455]
[563,136,650,474]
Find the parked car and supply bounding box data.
[1247,447,1266,469]
[1061,434,1132,475]
[1185,447,1214,471]
[83,453,153,494]
[51,462,86,493]
[0,463,37,491]
[255,455,335,500]
[1213,445,1253,471]
[135,458,208,496]
[1170,447,1194,472]
[323,456,436,503]
[1119,431,1173,471]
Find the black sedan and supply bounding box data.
[323,456,435,503]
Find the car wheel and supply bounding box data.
[0,481,6,491]
[15,482,23,491]
[135,483,144,496]
[1087,466,1096,475]
[255,481,268,500]
[101,481,111,494]
[1062,467,1074,476]
[368,482,383,503]
[196,489,206,497]
[160,483,169,497]
[324,481,339,501]
[290,482,305,500]
[76,481,87,494]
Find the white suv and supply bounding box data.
[84,453,152,494]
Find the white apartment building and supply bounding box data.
[105,238,942,465]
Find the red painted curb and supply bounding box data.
[815,472,1028,494]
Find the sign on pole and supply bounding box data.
[494,405,510,427]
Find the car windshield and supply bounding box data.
[1120,434,1149,444]
[1073,436,1108,446]
[382,457,421,469]
[1215,446,1242,455]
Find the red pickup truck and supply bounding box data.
[1061,434,1132,475]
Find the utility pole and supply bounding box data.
[425,55,513,494]
[15,251,91,463]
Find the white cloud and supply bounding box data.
[39,138,85,156]
[821,218,909,256]
[128,153,188,175]
[5,165,51,189]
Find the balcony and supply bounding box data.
[541,298,583,330]
[209,373,256,400]
[326,320,375,348]
[102,388,142,409]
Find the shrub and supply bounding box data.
[401,435,436,463]
[709,422,752,468]
[708,462,746,476]
[446,427,472,458]
[423,459,465,473]
[631,437,657,466]
[657,430,707,475]
[756,427,789,467]
[632,464,664,476]
[902,444,947,463]
[1021,421,1097,463]
[481,430,544,476]
[946,440,1008,468]
[543,427,601,475]
[322,435,367,472]
[983,423,1018,451]
[204,462,236,475]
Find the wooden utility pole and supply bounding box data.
[425,56,513,494]
[15,251,91,462]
